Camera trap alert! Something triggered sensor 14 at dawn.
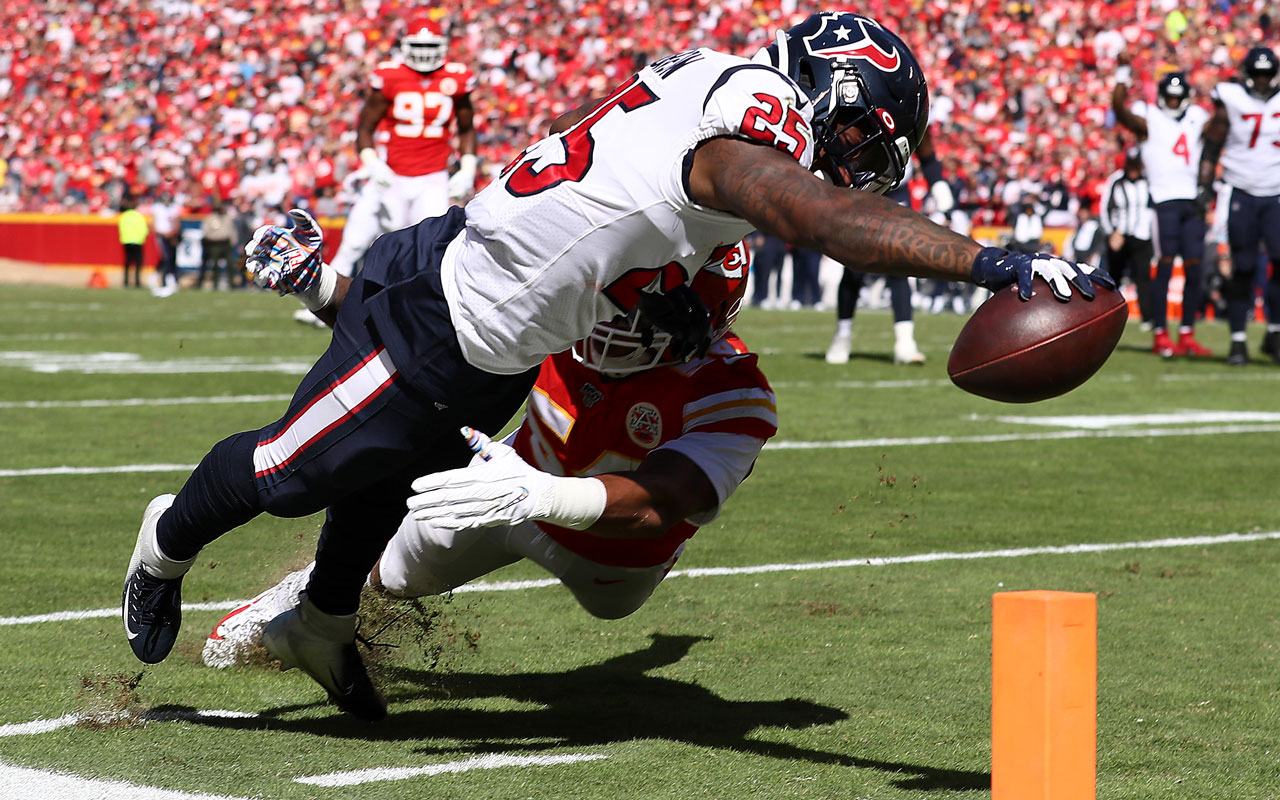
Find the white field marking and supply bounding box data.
[768,371,1280,390]
[7,419,1276,479]
[989,410,1280,429]
[0,330,310,342]
[295,753,609,787]
[0,709,259,737]
[0,351,312,375]
[7,530,1277,628]
[762,423,1280,450]
[0,464,196,477]
[0,394,292,410]
[0,762,258,800]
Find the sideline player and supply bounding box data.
[123,12,1111,721]
[328,18,477,280]
[1199,46,1280,365]
[202,247,774,671]
[1113,60,1212,357]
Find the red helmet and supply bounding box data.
[401,18,448,73]
[575,243,750,377]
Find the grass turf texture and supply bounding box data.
[0,284,1277,799]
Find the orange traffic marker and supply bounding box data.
[992,591,1096,800]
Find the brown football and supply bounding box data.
[947,279,1128,403]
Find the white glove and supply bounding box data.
[406,427,606,531]
[245,208,336,311]
[447,154,477,200]
[360,147,394,189]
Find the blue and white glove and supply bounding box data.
[245,208,336,311]
[970,246,1116,301]
[405,427,606,531]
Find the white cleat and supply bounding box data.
[202,564,315,669]
[892,320,926,365]
[261,593,387,721]
[825,330,852,364]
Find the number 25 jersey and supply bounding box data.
[441,48,816,374]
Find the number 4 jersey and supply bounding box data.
[371,60,475,177]
[1131,100,1208,203]
[441,48,816,374]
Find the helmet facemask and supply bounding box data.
[573,310,674,378]
[809,65,909,193]
[401,25,448,73]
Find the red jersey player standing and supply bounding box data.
[329,18,478,279]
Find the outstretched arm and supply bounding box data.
[689,137,979,282]
[1111,82,1148,138]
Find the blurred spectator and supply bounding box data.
[0,0,1270,232]
[1010,202,1046,253]
[749,232,786,310]
[117,196,148,288]
[789,247,823,311]
[197,199,236,290]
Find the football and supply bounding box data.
[947,279,1128,403]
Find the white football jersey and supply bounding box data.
[1213,82,1280,196]
[1132,100,1208,203]
[441,48,815,374]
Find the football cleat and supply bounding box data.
[202,564,314,669]
[1262,330,1280,364]
[1227,341,1249,366]
[123,494,193,664]
[1177,331,1212,358]
[261,593,387,721]
[892,320,926,365]
[825,329,852,364]
[1152,330,1182,358]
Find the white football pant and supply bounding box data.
[330,170,450,277]
[378,515,682,621]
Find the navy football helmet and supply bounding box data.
[1156,71,1190,118]
[1242,46,1279,99]
[756,12,929,193]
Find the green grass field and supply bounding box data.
[0,284,1277,799]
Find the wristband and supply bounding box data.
[1115,65,1132,86]
[298,262,337,312]
[457,153,477,174]
[535,476,607,530]
[359,147,383,170]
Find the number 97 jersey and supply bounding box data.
[371,61,476,177]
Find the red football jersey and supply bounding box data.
[370,60,475,177]
[513,336,776,568]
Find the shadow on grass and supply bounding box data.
[802,351,897,365]
[173,633,988,791]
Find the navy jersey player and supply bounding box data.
[122,12,1111,720]
[1199,46,1280,365]
[1113,62,1213,358]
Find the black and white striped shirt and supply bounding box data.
[1099,170,1153,240]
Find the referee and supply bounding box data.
[1100,148,1158,348]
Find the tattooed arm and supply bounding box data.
[687,137,980,281]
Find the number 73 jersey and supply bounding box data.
[371,60,475,177]
[1214,81,1280,196]
[443,48,816,374]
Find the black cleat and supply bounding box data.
[122,495,186,663]
[1227,341,1249,367]
[1262,331,1280,365]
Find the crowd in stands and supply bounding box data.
[0,0,1275,232]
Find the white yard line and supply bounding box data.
[294,753,609,787]
[4,421,1279,478]
[0,394,291,410]
[4,530,1277,628]
[0,763,259,800]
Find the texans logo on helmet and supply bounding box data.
[802,14,900,73]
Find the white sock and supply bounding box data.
[835,319,853,337]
